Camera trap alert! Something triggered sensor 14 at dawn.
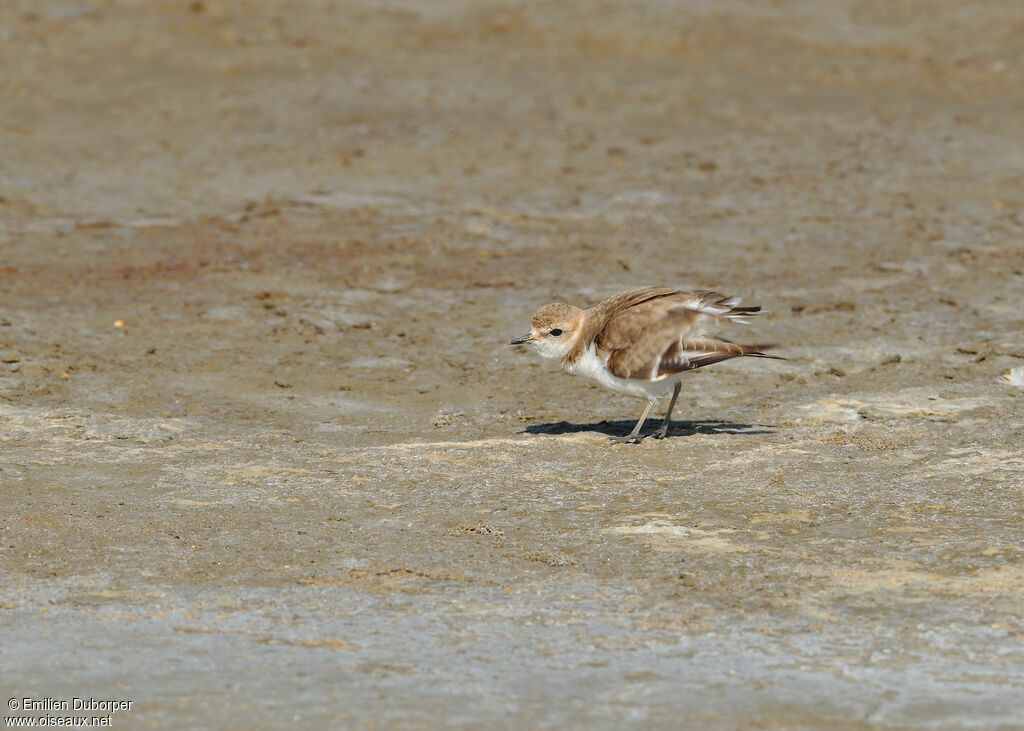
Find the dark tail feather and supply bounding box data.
[745,344,786,360]
[658,341,785,375]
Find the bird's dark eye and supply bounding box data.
[549,328,563,337]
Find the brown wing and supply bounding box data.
[657,339,782,376]
[603,307,702,379]
[586,288,700,349]
[609,335,781,380]
[563,286,679,366]
[595,289,773,380]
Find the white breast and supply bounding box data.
[567,344,678,400]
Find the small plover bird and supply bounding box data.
[510,286,781,443]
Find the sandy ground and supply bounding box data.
[2,0,1024,727]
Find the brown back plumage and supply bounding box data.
[563,287,677,366]
[569,287,780,379]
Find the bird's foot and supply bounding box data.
[652,424,671,440]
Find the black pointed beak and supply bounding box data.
[509,333,533,345]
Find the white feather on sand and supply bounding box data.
[1000,365,1024,388]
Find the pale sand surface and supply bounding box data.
[2,1,1023,727]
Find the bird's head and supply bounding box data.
[509,302,583,361]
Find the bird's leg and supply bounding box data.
[653,382,682,439]
[610,400,655,444]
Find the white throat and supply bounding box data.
[532,331,577,362]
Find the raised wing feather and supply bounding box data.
[595,290,773,380]
[603,307,701,378]
[657,339,781,376]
